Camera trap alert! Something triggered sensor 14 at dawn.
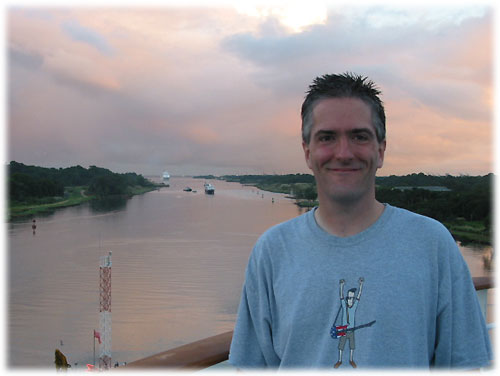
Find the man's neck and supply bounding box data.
[314,196,385,237]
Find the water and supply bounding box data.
[7,177,493,368]
[8,178,304,368]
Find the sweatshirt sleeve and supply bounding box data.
[228,242,281,368]
[432,234,492,369]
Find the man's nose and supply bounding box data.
[336,136,354,160]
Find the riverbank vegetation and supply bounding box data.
[9,164,493,245]
[7,161,159,221]
[219,173,493,245]
[221,174,317,201]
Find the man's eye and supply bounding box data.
[353,134,370,142]
[319,135,333,142]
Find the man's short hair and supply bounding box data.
[347,288,357,296]
[301,72,386,144]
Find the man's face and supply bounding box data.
[347,291,355,308]
[303,97,386,205]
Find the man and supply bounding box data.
[228,73,492,369]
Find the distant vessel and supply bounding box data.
[162,171,170,181]
[204,183,215,195]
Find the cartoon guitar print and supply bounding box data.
[331,277,375,369]
[330,320,376,339]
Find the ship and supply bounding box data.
[204,183,215,195]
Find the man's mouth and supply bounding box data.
[328,168,361,172]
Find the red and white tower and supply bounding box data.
[99,251,112,370]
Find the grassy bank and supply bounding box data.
[444,220,492,245]
[253,182,294,195]
[252,182,318,207]
[8,185,159,221]
[296,200,318,208]
[8,186,94,221]
[125,185,159,195]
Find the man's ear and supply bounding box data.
[303,141,312,170]
[377,139,386,169]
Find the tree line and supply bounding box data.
[220,174,317,200]
[222,173,315,185]
[8,161,154,203]
[375,173,492,226]
[222,172,493,229]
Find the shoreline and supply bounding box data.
[7,185,161,222]
[10,180,492,246]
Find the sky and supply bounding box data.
[4,0,497,177]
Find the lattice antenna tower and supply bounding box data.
[99,251,112,370]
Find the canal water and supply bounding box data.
[7,177,494,369]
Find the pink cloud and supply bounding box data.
[7,6,494,176]
[184,126,221,145]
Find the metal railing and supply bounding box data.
[123,331,233,370]
[123,276,493,370]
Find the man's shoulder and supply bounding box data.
[386,204,452,238]
[388,204,438,223]
[254,209,313,249]
[247,210,313,267]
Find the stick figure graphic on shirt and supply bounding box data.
[332,277,367,369]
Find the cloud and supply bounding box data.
[50,69,120,96]
[8,47,44,70]
[7,6,494,176]
[220,5,493,144]
[61,19,115,56]
[184,126,221,145]
[382,98,493,176]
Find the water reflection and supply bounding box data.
[89,196,128,213]
[482,248,494,271]
[458,242,494,277]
